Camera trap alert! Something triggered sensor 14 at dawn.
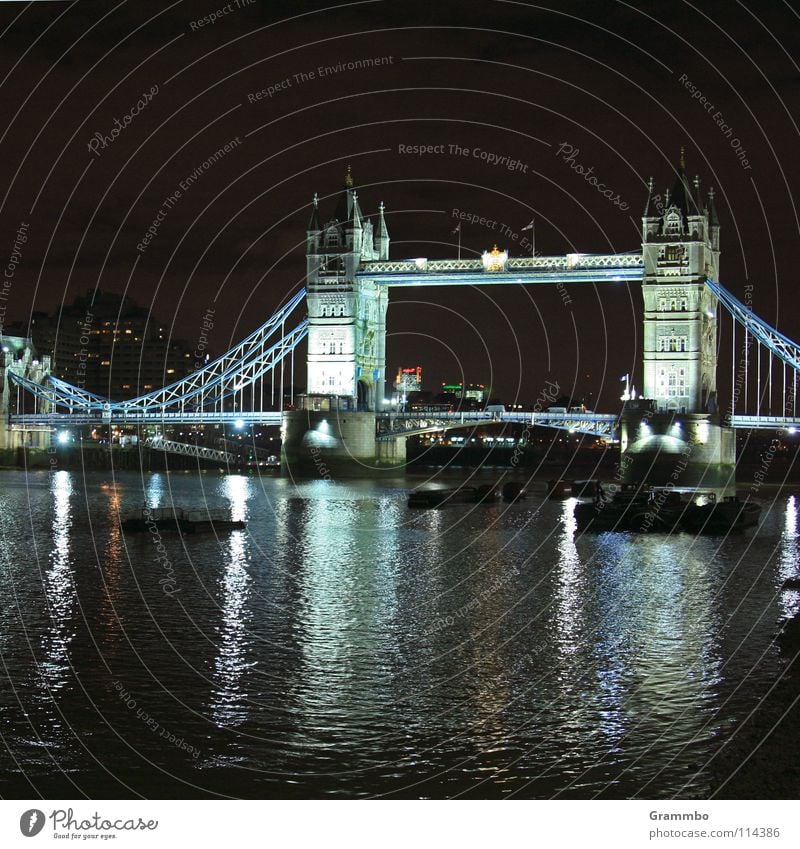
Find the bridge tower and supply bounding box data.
[621,151,735,489]
[304,166,389,411]
[282,168,404,475]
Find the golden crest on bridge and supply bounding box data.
[481,245,508,272]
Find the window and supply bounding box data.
[665,212,682,235]
[658,335,688,353]
[657,367,687,398]
[665,245,684,262]
[679,297,688,311]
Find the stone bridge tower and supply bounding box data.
[621,151,735,489]
[282,168,404,475]
[304,167,389,412]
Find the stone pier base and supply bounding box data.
[619,409,736,492]
[281,409,407,478]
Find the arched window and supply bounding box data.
[664,211,682,235]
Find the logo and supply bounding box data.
[20,810,45,837]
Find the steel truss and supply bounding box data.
[707,278,800,372]
[10,290,307,417]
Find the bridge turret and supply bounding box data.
[640,150,720,416]
[621,151,735,490]
[304,167,389,412]
[375,201,390,260]
[284,170,396,475]
[306,192,321,254]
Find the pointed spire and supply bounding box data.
[643,176,655,216]
[693,174,703,209]
[350,189,362,229]
[307,192,320,231]
[375,200,390,259]
[344,164,353,188]
[668,148,700,220]
[377,201,389,238]
[708,186,719,226]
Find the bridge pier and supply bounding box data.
[281,400,406,477]
[619,404,736,491]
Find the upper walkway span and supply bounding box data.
[357,253,645,286]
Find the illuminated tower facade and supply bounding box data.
[641,152,721,415]
[304,168,390,411]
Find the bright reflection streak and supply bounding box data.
[222,474,250,523]
[210,476,253,728]
[290,491,400,739]
[778,496,799,618]
[145,473,165,508]
[555,498,583,650]
[100,484,125,637]
[39,471,75,693]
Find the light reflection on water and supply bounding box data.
[39,471,75,695]
[210,476,253,730]
[0,470,794,798]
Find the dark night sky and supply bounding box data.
[1,0,799,408]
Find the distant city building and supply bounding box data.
[441,382,488,404]
[395,365,422,393]
[5,290,197,400]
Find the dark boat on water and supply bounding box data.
[121,506,246,534]
[574,486,761,535]
[573,485,663,532]
[680,494,761,534]
[502,481,528,502]
[408,488,458,508]
[473,483,502,503]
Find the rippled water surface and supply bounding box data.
[0,469,797,798]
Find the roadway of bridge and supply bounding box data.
[10,411,800,433]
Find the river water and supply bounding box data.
[0,469,797,799]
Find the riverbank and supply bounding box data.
[0,445,235,471]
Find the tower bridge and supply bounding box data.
[6,156,800,484]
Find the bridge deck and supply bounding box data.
[358,254,644,286]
